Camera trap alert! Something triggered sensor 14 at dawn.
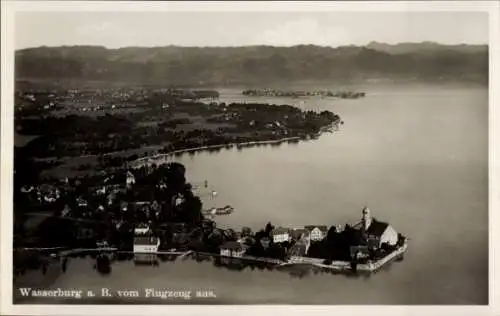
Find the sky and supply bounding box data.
[14,11,488,49]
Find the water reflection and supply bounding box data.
[158,254,180,262]
[16,251,399,281]
[61,258,68,273]
[134,254,160,266]
[93,254,112,275]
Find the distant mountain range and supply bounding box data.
[366,41,487,55]
[15,42,488,87]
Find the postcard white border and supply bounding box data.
[1,1,499,316]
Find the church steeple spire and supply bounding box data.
[361,206,372,232]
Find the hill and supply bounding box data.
[15,43,488,86]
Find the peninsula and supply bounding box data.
[14,162,407,278]
[15,87,341,179]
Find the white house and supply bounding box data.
[126,171,136,188]
[366,221,399,248]
[271,227,290,243]
[304,225,328,241]
[133,236,160,253]
[133,225,160,254]
[220,241,245,257]
[172,194,185,207]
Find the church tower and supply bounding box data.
[361,206,372,236]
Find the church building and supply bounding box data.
[356,207,399,249]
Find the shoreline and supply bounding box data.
[131,122,338,168]
[283,242,408,272]
[131,137,300,168]
[14,241,407,285]
[30,122,338,179]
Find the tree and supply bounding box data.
[223,229,237,241]
[165,162,186,192]
[254,229,266,241]
[325,226,340,260]
[326,226,338,247]
[180,196,203,224]
[241,226,252,237]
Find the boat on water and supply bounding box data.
[202,205,234,216]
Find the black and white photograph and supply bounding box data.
[1,1,498,315]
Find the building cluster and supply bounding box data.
[17,157,403,267]
[15,87,220,115]
[218,207,401,263]
[19,169,156,236]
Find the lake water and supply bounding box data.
[14,83,488,305]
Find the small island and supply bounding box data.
[242,89,366,99]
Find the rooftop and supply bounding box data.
[220,241,243,251]
[291,228,306,239]
[366,220,390,237]
[304,225,328,233]
[271,227,290,235]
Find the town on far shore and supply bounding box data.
[14,86,343,180]
[14,159,408,277]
